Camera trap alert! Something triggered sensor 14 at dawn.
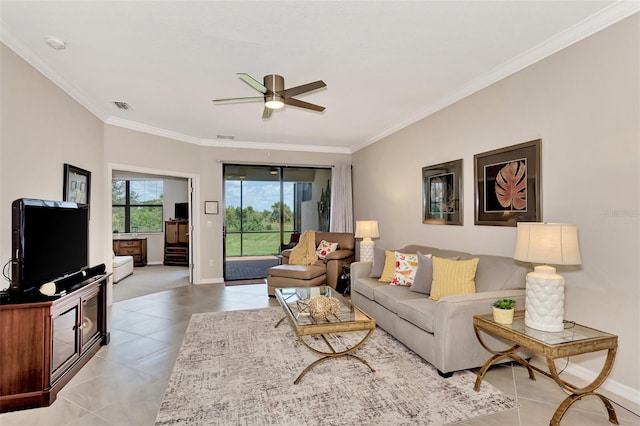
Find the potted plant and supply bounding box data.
[492,298,516,324]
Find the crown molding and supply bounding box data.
[356,1,640,152]
[105,117,351,154]
[0,23,111,122]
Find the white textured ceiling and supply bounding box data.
[1,1,637,153]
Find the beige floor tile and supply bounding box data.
[65,413,113,426]
[2,274,638,426]
[0,397,91,426]
[93,400,160,426]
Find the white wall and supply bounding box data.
[103,125,351,283]
[0,44,107,291]
[352,15,639,406]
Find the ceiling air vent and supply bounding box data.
[113,101,132,111]
[216,134,235,140]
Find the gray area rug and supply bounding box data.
[155,307,516,425]
[225,257,279,281]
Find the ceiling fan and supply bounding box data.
[212,73,326,119]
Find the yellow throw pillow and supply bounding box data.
[378,250,397,282]
[429,257,479,300]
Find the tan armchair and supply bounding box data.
[267,232,355,296]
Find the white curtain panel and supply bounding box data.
[329,162,354,232]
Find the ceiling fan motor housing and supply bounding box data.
[264,74,285,92]
[264,75,285,109]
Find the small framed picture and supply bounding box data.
[63,163,91,206]
[422,159,463,225]
[205,201,219,215]
[474,139,541,226]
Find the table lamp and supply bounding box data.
[355,220,380,262]
[513,222,582,332]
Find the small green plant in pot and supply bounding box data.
[492,298,516,324]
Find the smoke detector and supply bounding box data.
[45,36,66,50]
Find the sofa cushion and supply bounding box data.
[316,240,338,259]
[379,250,397,282]
[397,297,437,333]
[315,232,355,251]
[473,254,530,292]
[368,247,387,278]
[354,276,385,300]
[430,257,479,300]
[410,252,433,294]
[411,253,462,295]
[390,252,419,286]
[373,284,419,314]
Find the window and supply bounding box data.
[112,179,163,233]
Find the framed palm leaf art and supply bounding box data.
[474,140,541,226]
[422,159,463,225]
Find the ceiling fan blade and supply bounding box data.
[284,97,325,112]
[262,106,273,120]
[212,96,264,104]
[238,73,269,94]
[279,80,326,98]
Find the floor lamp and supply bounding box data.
[513,223,582,332]
[355,220,379,262]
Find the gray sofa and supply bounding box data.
[351,244,532,377]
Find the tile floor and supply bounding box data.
[1,282,639,425]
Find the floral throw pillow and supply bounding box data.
[316,240,338,259]
[390,252,419,286]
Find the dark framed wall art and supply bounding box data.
[422,159,463,225]
[474,139,541,226]
[63,163,91,206]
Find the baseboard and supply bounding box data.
[194,278,224,285]
[564,362,640,415]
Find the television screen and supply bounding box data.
[175,202,188,220]
[11,199,89,295]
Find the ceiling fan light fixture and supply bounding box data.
[265,95,284,109]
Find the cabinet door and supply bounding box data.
[80,288,101,353]
[165,221,179,244]
[178,222,189,244]
[51,305,80,378]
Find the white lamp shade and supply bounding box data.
[513,223,581,266]
[355,220,380,239]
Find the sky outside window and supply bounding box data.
[225,181,294,211]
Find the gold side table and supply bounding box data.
[473,311,618,426]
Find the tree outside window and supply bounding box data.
[112,179,163,233]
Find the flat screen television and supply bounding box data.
[175,202,188,220]
[11,198,89,296]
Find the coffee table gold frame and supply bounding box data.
[275,287,376,384]
[473,311,618,426]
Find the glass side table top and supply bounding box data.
[275,286,373,327]
[475,311,616,346]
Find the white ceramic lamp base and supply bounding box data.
[524,265,565,332]
[360,238,375,262]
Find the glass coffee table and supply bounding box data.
[275,286,376,384]
[473,310,618,425]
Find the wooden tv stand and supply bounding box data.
[0,273,110,413]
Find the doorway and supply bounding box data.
[109,165,198,301]
[223,164,331,281]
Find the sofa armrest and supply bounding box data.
[325,252,355,289]
[432,289,526,372]
[324,249,353,262]
[350,261,372,279]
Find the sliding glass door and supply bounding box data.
[223,164,331,281]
